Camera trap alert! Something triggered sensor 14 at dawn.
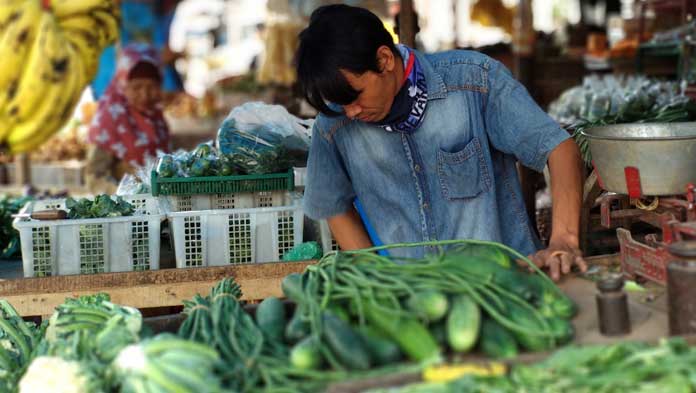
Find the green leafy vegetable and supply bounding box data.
[66,195,135,219]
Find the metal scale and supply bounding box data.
[582,122,696,285]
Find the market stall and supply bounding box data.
[0,0,694,392]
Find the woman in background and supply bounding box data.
[85,43,170,194]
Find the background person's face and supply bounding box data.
[123,78,161,113]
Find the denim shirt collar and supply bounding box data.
[412,50,447,101]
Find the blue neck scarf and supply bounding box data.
[375,45,428,133]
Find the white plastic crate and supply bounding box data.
[6,161,85,188]
[319,220,339,253]
[13,195,164,277]
[168,202,304,267]
[162,190,291,212]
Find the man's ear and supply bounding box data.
[376,45,395,73]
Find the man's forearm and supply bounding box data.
[327,207,373,250]
[547,139,583,246]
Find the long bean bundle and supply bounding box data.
[286,239,575,368]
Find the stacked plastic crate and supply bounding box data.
[13,195,164,277]
[151,169,303,268]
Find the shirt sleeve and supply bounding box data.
[484,59,570,172]
[302,124,356,220]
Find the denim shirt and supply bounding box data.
[303,49,570,258]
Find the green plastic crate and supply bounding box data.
[151,168,294,196]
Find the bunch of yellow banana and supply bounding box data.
[0,0,120,154]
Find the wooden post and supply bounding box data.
[512,0,540,231]
[398,0,416,48]
[15,153,30,186]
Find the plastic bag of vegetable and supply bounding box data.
[216,102,312,165]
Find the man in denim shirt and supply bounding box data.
[296,5,587,280]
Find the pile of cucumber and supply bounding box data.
[177,239,578,392]
[280,239,577,372]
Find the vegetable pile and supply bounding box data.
[368,337,696,393]
[0,240,583,393]
[156,142,295,179]
[279,240,576,373]
[0,292,224,393]
[65,195,135,219]
[546,74,696,166]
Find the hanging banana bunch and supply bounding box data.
[0,0,120,154]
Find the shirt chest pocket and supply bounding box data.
[436,137,491,200]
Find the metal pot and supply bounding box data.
[581,122,696,196]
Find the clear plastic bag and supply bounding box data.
[216,102,312,160]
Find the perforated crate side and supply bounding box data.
[163,191,290,212]
[14,197,163,277]
[170,204,304,268]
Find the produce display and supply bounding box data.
[28,119,87,163]
[156,143,295,178]
[282,240,576,367]
[0,0,120,153]
[177,277,420,393]
[0,239,688,392]
[547,75,696,165]
[368,338,696,393]
[0,275,690,393]
[0,293,144,392]
[65,195,134,219]
[175,239,576,392]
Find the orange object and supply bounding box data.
[587,33,608,57]
[610,38,639,59]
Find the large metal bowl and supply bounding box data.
[581,122,696,196]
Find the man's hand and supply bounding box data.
[534,138,586,281]
[527,239,587,281]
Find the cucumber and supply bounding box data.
[524,274,577,319]
[504,299,554,352]
[363,301,440,362]
[327,303,351,323]
[480,318,518,359]
[290,336,322,370]
[255,297,286,341]
[406,290,449,322]
[490,269,536,302]
[281,273,305,303]
[547,317,574,344]
[322,312,372,370]
[446,295,480,353]
[285,305,310,343]
[551,296,577,319]
[358,325,402,365]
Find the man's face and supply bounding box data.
[340,46,400,123]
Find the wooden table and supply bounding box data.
[0,261,312,317]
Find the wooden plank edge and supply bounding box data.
[4,273,292,317]
[0,261,314,296]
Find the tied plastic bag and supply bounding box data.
[282,241,323,262]
[116,154,160,195]
[216,102,312,159]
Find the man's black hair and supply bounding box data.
[296,4,399,117]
